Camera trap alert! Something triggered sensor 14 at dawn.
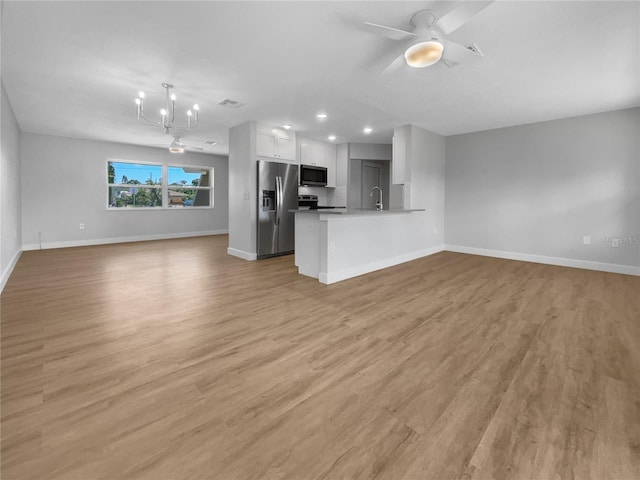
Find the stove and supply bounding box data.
[298,195,344,210]
[298,195,318,209]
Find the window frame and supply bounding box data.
[166,165,214,209]
[107,159,214,210]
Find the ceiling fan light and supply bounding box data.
[404,40,444,68]
[169,137,185,154]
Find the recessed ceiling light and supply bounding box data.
[316,113,328,120]
[282,124,292,130]
[363,127,373,134]
[328,135,336,141]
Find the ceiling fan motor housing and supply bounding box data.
[411,10,437,33]
[405,10,444,68]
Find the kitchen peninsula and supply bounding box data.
[293,208,438,284]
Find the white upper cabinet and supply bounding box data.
[297,136,337,187]
[256,131,276,157]
[275,135,296,161]
[324,143,337,188]
[299,140,325,167]
[256,126,296,161]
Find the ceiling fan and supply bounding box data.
[154,135,204,154]
[363,1,493,73]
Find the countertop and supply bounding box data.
[290,208,425,215]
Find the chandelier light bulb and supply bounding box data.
[134,83,200,135]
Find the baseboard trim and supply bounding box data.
[227,247,257,261]
[320,244,446,284]
[1,248,23,293]
[445,244,640,277]
[22,230,228,251]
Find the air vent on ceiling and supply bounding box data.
[466,42,484,57]
[217,98,245,109]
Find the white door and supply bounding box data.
[361,162,381,209]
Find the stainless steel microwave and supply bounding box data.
[299,164,327,186]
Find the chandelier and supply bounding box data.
[135,83,199,134]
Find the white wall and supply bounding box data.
[21,133,228,249]
[1,82,22,291]
[445,108,640,272]
[404,125,446,248]
[349,143,392,161]
[227,121,257,259]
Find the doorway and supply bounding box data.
[347,158,391,209]
[361,162,382,210]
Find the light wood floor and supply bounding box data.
[2,235,639,480]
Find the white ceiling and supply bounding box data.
[2,1,639,155]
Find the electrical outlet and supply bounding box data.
[583,236,591,245]
[611,238,620,248]
[79,223,85,230]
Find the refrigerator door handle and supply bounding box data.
[275,176,282,226]
[278,176,284,226]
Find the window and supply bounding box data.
[107,160,213,209]
[167,166,212,208]
[108,162,162,208]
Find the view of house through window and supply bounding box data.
[167,166,211,208]
[108,161,213,209]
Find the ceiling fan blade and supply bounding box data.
[382,53,408,75]
[441,39,483,66]
[363,21,417,41]
[434,1,493,35]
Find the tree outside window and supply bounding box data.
[107,161,212,209]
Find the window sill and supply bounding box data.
[106,206,215,211]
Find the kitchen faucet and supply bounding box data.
[370,186,383,211]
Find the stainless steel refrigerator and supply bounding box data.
[257,160,299,259]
